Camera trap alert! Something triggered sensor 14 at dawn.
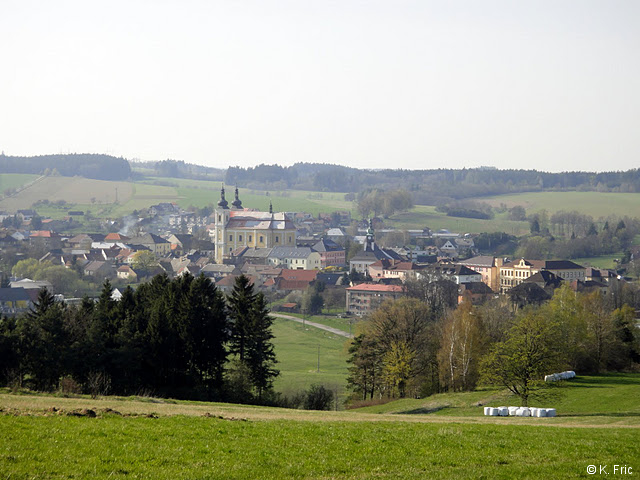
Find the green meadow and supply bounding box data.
[353,373,640,422]
[482,191,640,219]
[0,373,638,480]
[271,318,350,398]
[0,173,40,193]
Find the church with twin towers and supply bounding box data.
[211,185,296,264]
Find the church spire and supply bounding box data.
[231,185,242,209]
[217,184,229,209]
[365,218,375,251]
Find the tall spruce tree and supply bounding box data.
[183,274,229,398]
[228,275,278,400]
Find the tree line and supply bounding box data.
[347,281,640,406]
[0,153,131,181]
[0,274,278,403]
[224,163,640,202]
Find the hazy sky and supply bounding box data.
[2,1,639,172]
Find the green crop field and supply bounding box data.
[0,374,638,479]
[0,173,40,194]
[387,206,530,235]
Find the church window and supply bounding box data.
[229,235,233,241]
[249,235,252,242]
[259,236,264,243]
[239,235,243,242]
[275,236,279,243]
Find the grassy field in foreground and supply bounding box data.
[0,374,638,478]
[0,413,637,479]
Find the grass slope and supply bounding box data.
[353,373,640,422]
[271,318,350,397]
[0,173,40,193]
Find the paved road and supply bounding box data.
[272,313,353,338]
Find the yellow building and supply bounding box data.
[211,186,296,264]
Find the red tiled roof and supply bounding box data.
[278,269,318,282]
[30,230,55,238]
[346,283,404,293]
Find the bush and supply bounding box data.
[304,384,334,411]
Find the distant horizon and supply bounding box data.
[2,151,637,176]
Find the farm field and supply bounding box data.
[387,206,530,235]
[270,318,350,398]
[481,191,640,219]
[571,254,623,270]
[0,374,638,479]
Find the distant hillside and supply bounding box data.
[131,159,225,181]
[226,163,640,203]
[0,153,131,181]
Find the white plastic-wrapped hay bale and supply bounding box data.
[544,375,551,382]
[498,407,509,416]
[489,408,500,416]
[515,407,531,417]
[530,408,539,417]
[545,408,556,417]
[568,371,576,378]
[537,409,547,417]
[508,406,518,416]
[484,407,491,416]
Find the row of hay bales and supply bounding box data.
[483,406,556,417]
[544,371,575,382]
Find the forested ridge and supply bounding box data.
[0,153,131,181]
[227,163,640,202]
[4,153,640,201]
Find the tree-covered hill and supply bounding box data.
[0,153,131,181]
[226,163,640,203]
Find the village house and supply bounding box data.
[368,259,423,283]
[419,264,483,285]
[457,256,503,292]
[312,238,346,268]
[267,246,322,270]
[128,233,172,256]
[116,265,138,281]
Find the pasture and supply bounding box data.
[271,318,350,398]
[481,191,640,219]
[0,173,39,194]
[387,206,530,235]
[0,374,638,479]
